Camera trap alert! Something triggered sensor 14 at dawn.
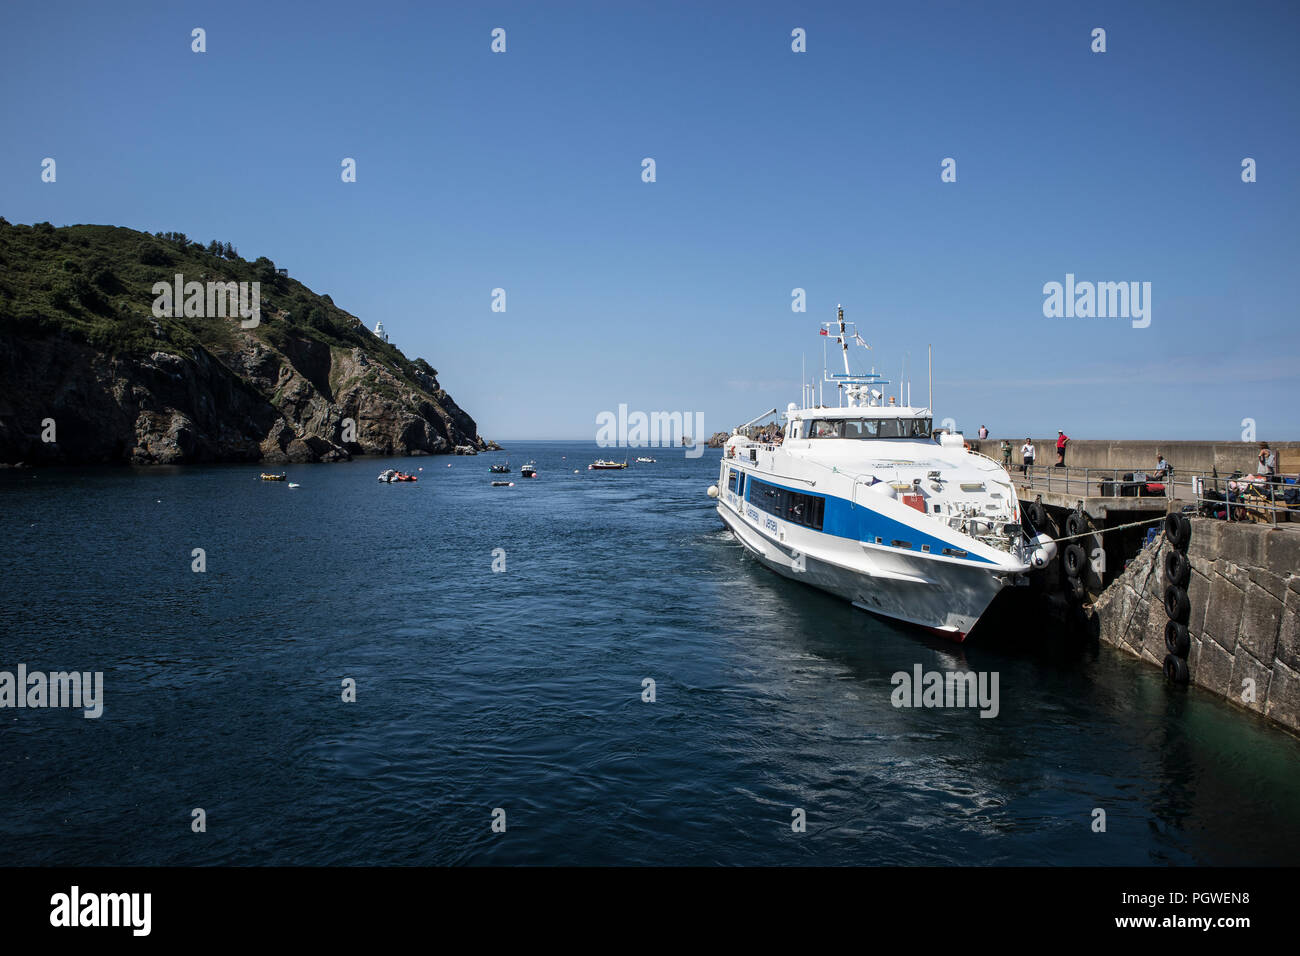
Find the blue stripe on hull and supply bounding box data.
[742,474,995,565]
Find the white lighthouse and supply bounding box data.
[373,320,389,343]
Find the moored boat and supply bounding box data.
[490,462,510,474]
[521,461,537,477]
[589,459,628,470]
[260,472,286,481]
[708,305,1037,641]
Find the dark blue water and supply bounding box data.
[2,442,1298,865]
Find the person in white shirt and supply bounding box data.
[978,425,989,439]
[1021,438,1035,474]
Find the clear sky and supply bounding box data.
[2,0,1297,441]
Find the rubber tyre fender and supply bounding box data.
[1062,543,1087,579]
[1065,512,1088,537]
[1163,653,1190,684]
[1164,512,1191,551]
[1027,501,1047,529]
[1164,584,1190,623]
[1164,549,1190,588]
[1164,620,1190,657]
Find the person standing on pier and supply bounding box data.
[1055,430,1070,467]
[1259,442,1278,482]
[978,424,989,439]
[1021,438,1035,475]
[1001,439,1012,467]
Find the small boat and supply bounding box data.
[491,480,514,487]
[393,471,418,482]
[378,469,396,482]
[288,482,300,488]
[521,461,537,477]
[490,462,510,474]
[588,459,628,470]
[636,457,656,463]
[260,472,286,481]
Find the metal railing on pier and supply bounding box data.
[1190,473,1298,527]
[1011,464,1188,500]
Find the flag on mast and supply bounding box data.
[854,332,870,349]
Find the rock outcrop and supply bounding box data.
[0,220,488,465]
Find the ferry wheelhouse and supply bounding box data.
[709,307,1037,640]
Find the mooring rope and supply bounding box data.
[1043,514,1169,544]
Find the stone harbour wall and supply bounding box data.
[1092,517,1300,734]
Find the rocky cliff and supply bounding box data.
[0,220,487,465]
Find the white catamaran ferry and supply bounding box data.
[709,306,1048,641]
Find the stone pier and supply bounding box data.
[1091,518,1300,734]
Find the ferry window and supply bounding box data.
[835,419,874,439]
[738,472,745,496]
[748,479,825,531]
[810,420,840,439]
[877,419,903,438]
[727,469,738,493]
[908,418,931,438]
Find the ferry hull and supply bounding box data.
[717,501,1012,641]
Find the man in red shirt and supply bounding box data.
[1056,430,1069,467]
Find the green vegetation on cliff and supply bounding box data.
[0,218,439,386]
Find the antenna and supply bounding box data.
[927,344,933,414]
[836,305,851,378]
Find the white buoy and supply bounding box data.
[1030,533,1058,569]
[707,485,719,498]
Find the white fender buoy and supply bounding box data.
[1030,532,1058,569]
[707,485,719,498]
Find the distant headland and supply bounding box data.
[0,220,496,466]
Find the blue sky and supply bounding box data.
[2,0,1297,440]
